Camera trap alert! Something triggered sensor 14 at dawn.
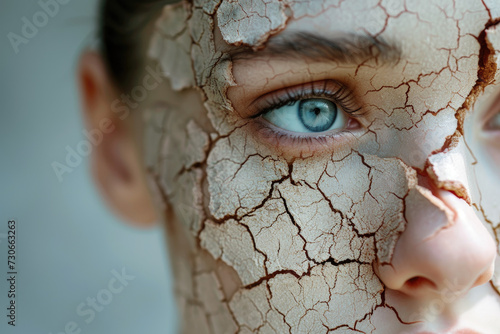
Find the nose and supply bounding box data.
[375,185,496,298]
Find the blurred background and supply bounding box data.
[0,1,177,333]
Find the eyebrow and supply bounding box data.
[227,32,401,65]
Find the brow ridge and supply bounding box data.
[228,32,401,65]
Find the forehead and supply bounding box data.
[216,0,489,63]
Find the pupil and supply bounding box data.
[298,99,338,132]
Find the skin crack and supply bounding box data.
[139,1,500,333]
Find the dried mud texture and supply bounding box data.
[217,0,290,47]
[142,0,500,333]
[149,3,195,91]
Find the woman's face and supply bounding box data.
[138,0,500,332]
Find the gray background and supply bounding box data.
[0,1,177,333]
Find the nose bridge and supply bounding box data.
[425,137,473,205]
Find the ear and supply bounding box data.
[78,51,157,226]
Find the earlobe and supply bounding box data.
[78,51,158,226]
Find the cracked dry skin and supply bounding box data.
[142,0,500,333]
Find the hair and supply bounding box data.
[99,0,180,91]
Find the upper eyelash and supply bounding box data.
[250,80,363,117]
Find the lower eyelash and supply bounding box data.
[251,119,357,153]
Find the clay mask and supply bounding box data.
[143,1,500,333]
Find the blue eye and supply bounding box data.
[262,98,347,133]
[299,99,338,132]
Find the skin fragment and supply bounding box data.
[200,219,267,285]
[139,1,500,333]
[149,3,195,91]
[217,0,290,47]
[426,137,473,205]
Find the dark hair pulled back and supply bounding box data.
[99,0,179,90]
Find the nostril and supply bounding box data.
[404,276,437,291]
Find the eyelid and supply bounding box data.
[246,119,360,159]
[247,80,362,118]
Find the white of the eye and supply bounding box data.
[263,100,347,133]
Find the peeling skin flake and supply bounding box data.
[141,0,500,333]
[268,264,383,330]
[207,127,289,219]
[217,0,289,47]
[487,25,500,82]
[149,3,195,91]
[200,219,267,285]
[427,137,473,204]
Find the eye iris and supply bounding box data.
[298,99,338,132]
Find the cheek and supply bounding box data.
[198,124,425,329]
[142,99,210,234]
[291,151,416,264]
